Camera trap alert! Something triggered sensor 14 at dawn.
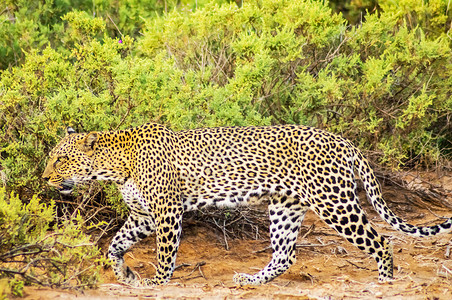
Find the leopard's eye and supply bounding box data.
[54,158,61,167]
[54,156,68,167]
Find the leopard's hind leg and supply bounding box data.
[233,196,307,285]
[312,186,394,282]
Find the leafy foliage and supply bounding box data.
[0,188,107,296]
[2,0,451,198]
[0,0,228,70]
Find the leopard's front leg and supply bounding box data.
[142,205,183,286]
[132,156,183,286]
[108,214,155,286]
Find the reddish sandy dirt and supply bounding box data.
[23,178,452,299]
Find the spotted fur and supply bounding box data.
[42,123,452,286]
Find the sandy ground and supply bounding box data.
[22,184,452,299]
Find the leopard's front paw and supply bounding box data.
[378,275,394,284]
[117,266,141,287]
[141,275,170,287]
[141,278,155,286]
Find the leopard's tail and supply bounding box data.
[352,146,452,237]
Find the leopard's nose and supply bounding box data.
[42,176,49,181]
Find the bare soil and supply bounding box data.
[22,181,452,299]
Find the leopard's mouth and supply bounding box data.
[49,179,75,195]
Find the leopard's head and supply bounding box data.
[42,128,100,194]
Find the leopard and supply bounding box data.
[42,123,452,286]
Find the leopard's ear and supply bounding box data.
[77,132,99,154]
[66,127,76,135]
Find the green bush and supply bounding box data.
[0,0,451,198]
[0,0,229,70]
[0,188,107,296]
